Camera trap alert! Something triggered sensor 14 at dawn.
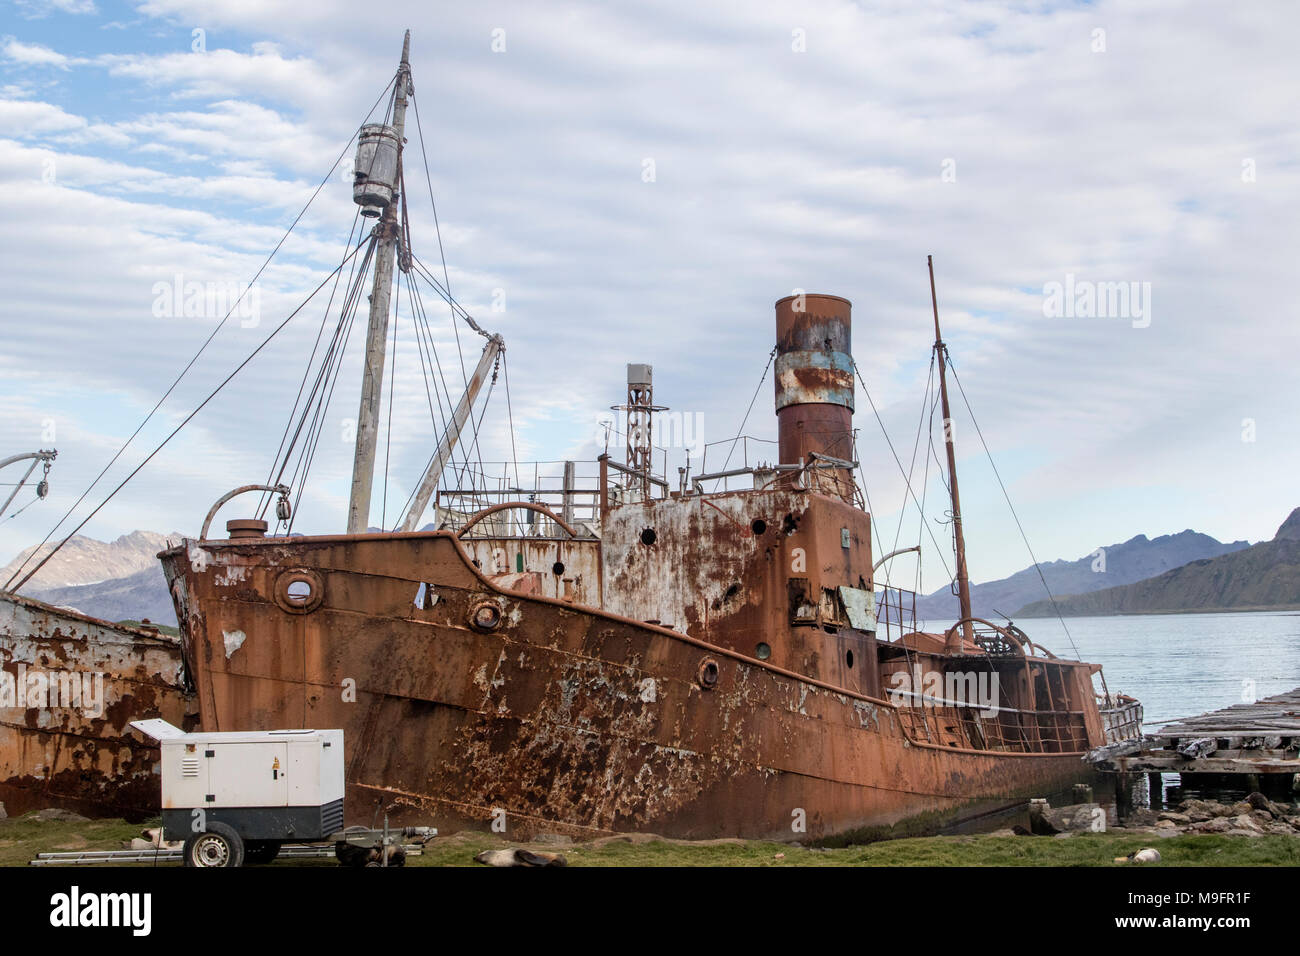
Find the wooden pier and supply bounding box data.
[1088,688,1300,801]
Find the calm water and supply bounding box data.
[1011,610,1300,728]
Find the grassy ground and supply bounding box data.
[4,813,1299,866]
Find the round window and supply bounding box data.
[274,569,324,614]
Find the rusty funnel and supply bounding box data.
[774,293,855,495]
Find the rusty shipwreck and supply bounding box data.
[0,451,193,818]
[20,33,1143,840]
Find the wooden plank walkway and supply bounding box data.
[1088,687,1300,776]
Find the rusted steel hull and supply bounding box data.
[0,592,195,820]
[161,531,1102,842]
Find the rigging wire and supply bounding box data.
[283,240,377,530]
[851,359,954,583]
[407,256,493,497]
[8,240,372,594]
[884,352,936,590]
[501,351,521,491]
[720,346,778,473]
[409,93,471,384]
[3,76,398,592]
[945,354,1082,660]
[266,231,377,525]
[2,495,42,524]
[406,267,478,496]
[257,208,365,521]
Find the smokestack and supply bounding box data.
[774,294,855,492]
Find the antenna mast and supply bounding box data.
[347,31,412,533]
[928,256,975,650]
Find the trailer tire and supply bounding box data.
[245,841,281,865]
[183,822,245,868]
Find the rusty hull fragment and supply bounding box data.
[0,591,195,819]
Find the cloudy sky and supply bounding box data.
[1,0,1297,598]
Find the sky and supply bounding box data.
[1,0,1298,597]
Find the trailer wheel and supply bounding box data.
[244,841,281,865]
[183,823,245,868]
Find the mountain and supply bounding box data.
[909,529,1249,624]
[0,530,183,590]
[27,564,176,626]
[1014,509,1300,617]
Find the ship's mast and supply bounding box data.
[347,31,412,534]
[928,256,975,651]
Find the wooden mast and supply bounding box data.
[347,31,411,534]
[928,255,975,651]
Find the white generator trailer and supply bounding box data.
[131,718,433,867]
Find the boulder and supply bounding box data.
[1125,809,1158,827]
[33,808,89,823]
[1030,802,1106,835]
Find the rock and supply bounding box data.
[0,801,6,820]
[1053,832,1076,839]
[1232,814,1263,833]
[1227,801,1253,817]
[1154,819,1177,829]
[987,828,1018,837]
[1193,817,1234,834]
[774,852,786,861]
[1178,799,1219,822]
[33,808,89,823]
[1158,811,1190,824]
[1031,802,1106,835]
[1125,809,1158,827]
[531,833,574,846]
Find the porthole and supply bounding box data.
[552,561,565,576]
[470,602,502,632]
[755,642,772,661]
[751,519,767,536]
[697,657,720,690]
[640,527,657,546]
[273,569,324,614]
[846,649,855,669]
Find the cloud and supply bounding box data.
[1,0,1299,593]
[1,37,77,68]
[13,0,97,19]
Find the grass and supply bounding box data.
[4,814,1298,867]
[0,814,148,867]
